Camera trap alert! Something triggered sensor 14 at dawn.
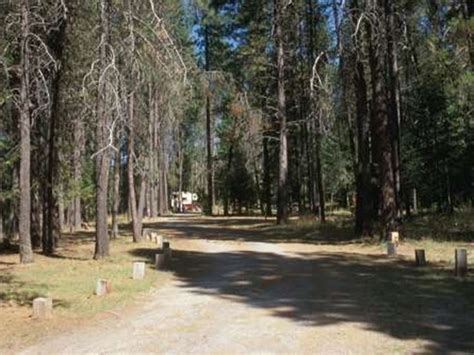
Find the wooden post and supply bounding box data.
[155,251,166,270]
[95,279,111,296]
[415,249,426,266]
[32,297,53,319]
[156,235,164,247]
[162,241,171,260]
[390,231,400,246]
[387,242,397,256]
[412,188,417,212]
[142,228,151,240]
[149,232,157,242]
[132,261,146,280]
[455,249,468,277]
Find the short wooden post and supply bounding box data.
[132,261,146,280]
[455,249,468,277]
[387,242,397,256]
[155,251,166,270]
[142,228,151,240]
[162,241,172,260]
[415,249,426,266]
[390,231,400,246]
[95,279,111,296]
[32,297,53,319]
[156,235,164,247]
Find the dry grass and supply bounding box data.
[0,227,169,350]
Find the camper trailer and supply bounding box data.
[171,191,200,212]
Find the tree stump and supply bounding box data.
[132,262,146,280]
[390,231,400,246]
[95,279,111,296]
[415,249,426,266]
[387,242,397,256]
[455,249,468,277]
[32,297,53,319]
[155,252,166,270]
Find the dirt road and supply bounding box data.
[20,216,474,354]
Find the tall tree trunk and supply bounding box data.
[127,94,142,242]
[124,0,143,242]
[111,149,120,238]
[369,0,397,239]
[178,131,184,213]
[94,0,112,259]
[275,0,289,224]
[307,0,325,221]
[223,144,234,216]
[254,162,264,215]
[137,175,147,232]
[0,205,3,246]
[204,25,214,216]
[262,135,272,217]
[163,166,169,214]
[31,190,41,249]
[314,123,325,222]
[19,0,33,263]
[45,6,68,254]
[73,119,82,231]
[386,0,402,218]
[351,0,374,236]
[305,120,316,212]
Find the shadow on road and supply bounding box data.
[145,215,357,245]
[130,215,474,353]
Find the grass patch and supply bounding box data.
[0,231,168,350]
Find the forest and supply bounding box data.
[1,0,472,261]
[0,0,473,352]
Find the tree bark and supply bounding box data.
[111,149,120,238]
[369,0,397,239]
[351,0,374,236]
[127,93,143,242]
[262,133,272,217]
[178,130,184,213]
[307,0,325,221]
[275,0,289,224]
[45,5,68,254]
[386,0,402,218]
[94,0,112,259]
[204,25,214,216]
[73,119,82,231]
[223,144,234,216]
[19,0,34,263]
